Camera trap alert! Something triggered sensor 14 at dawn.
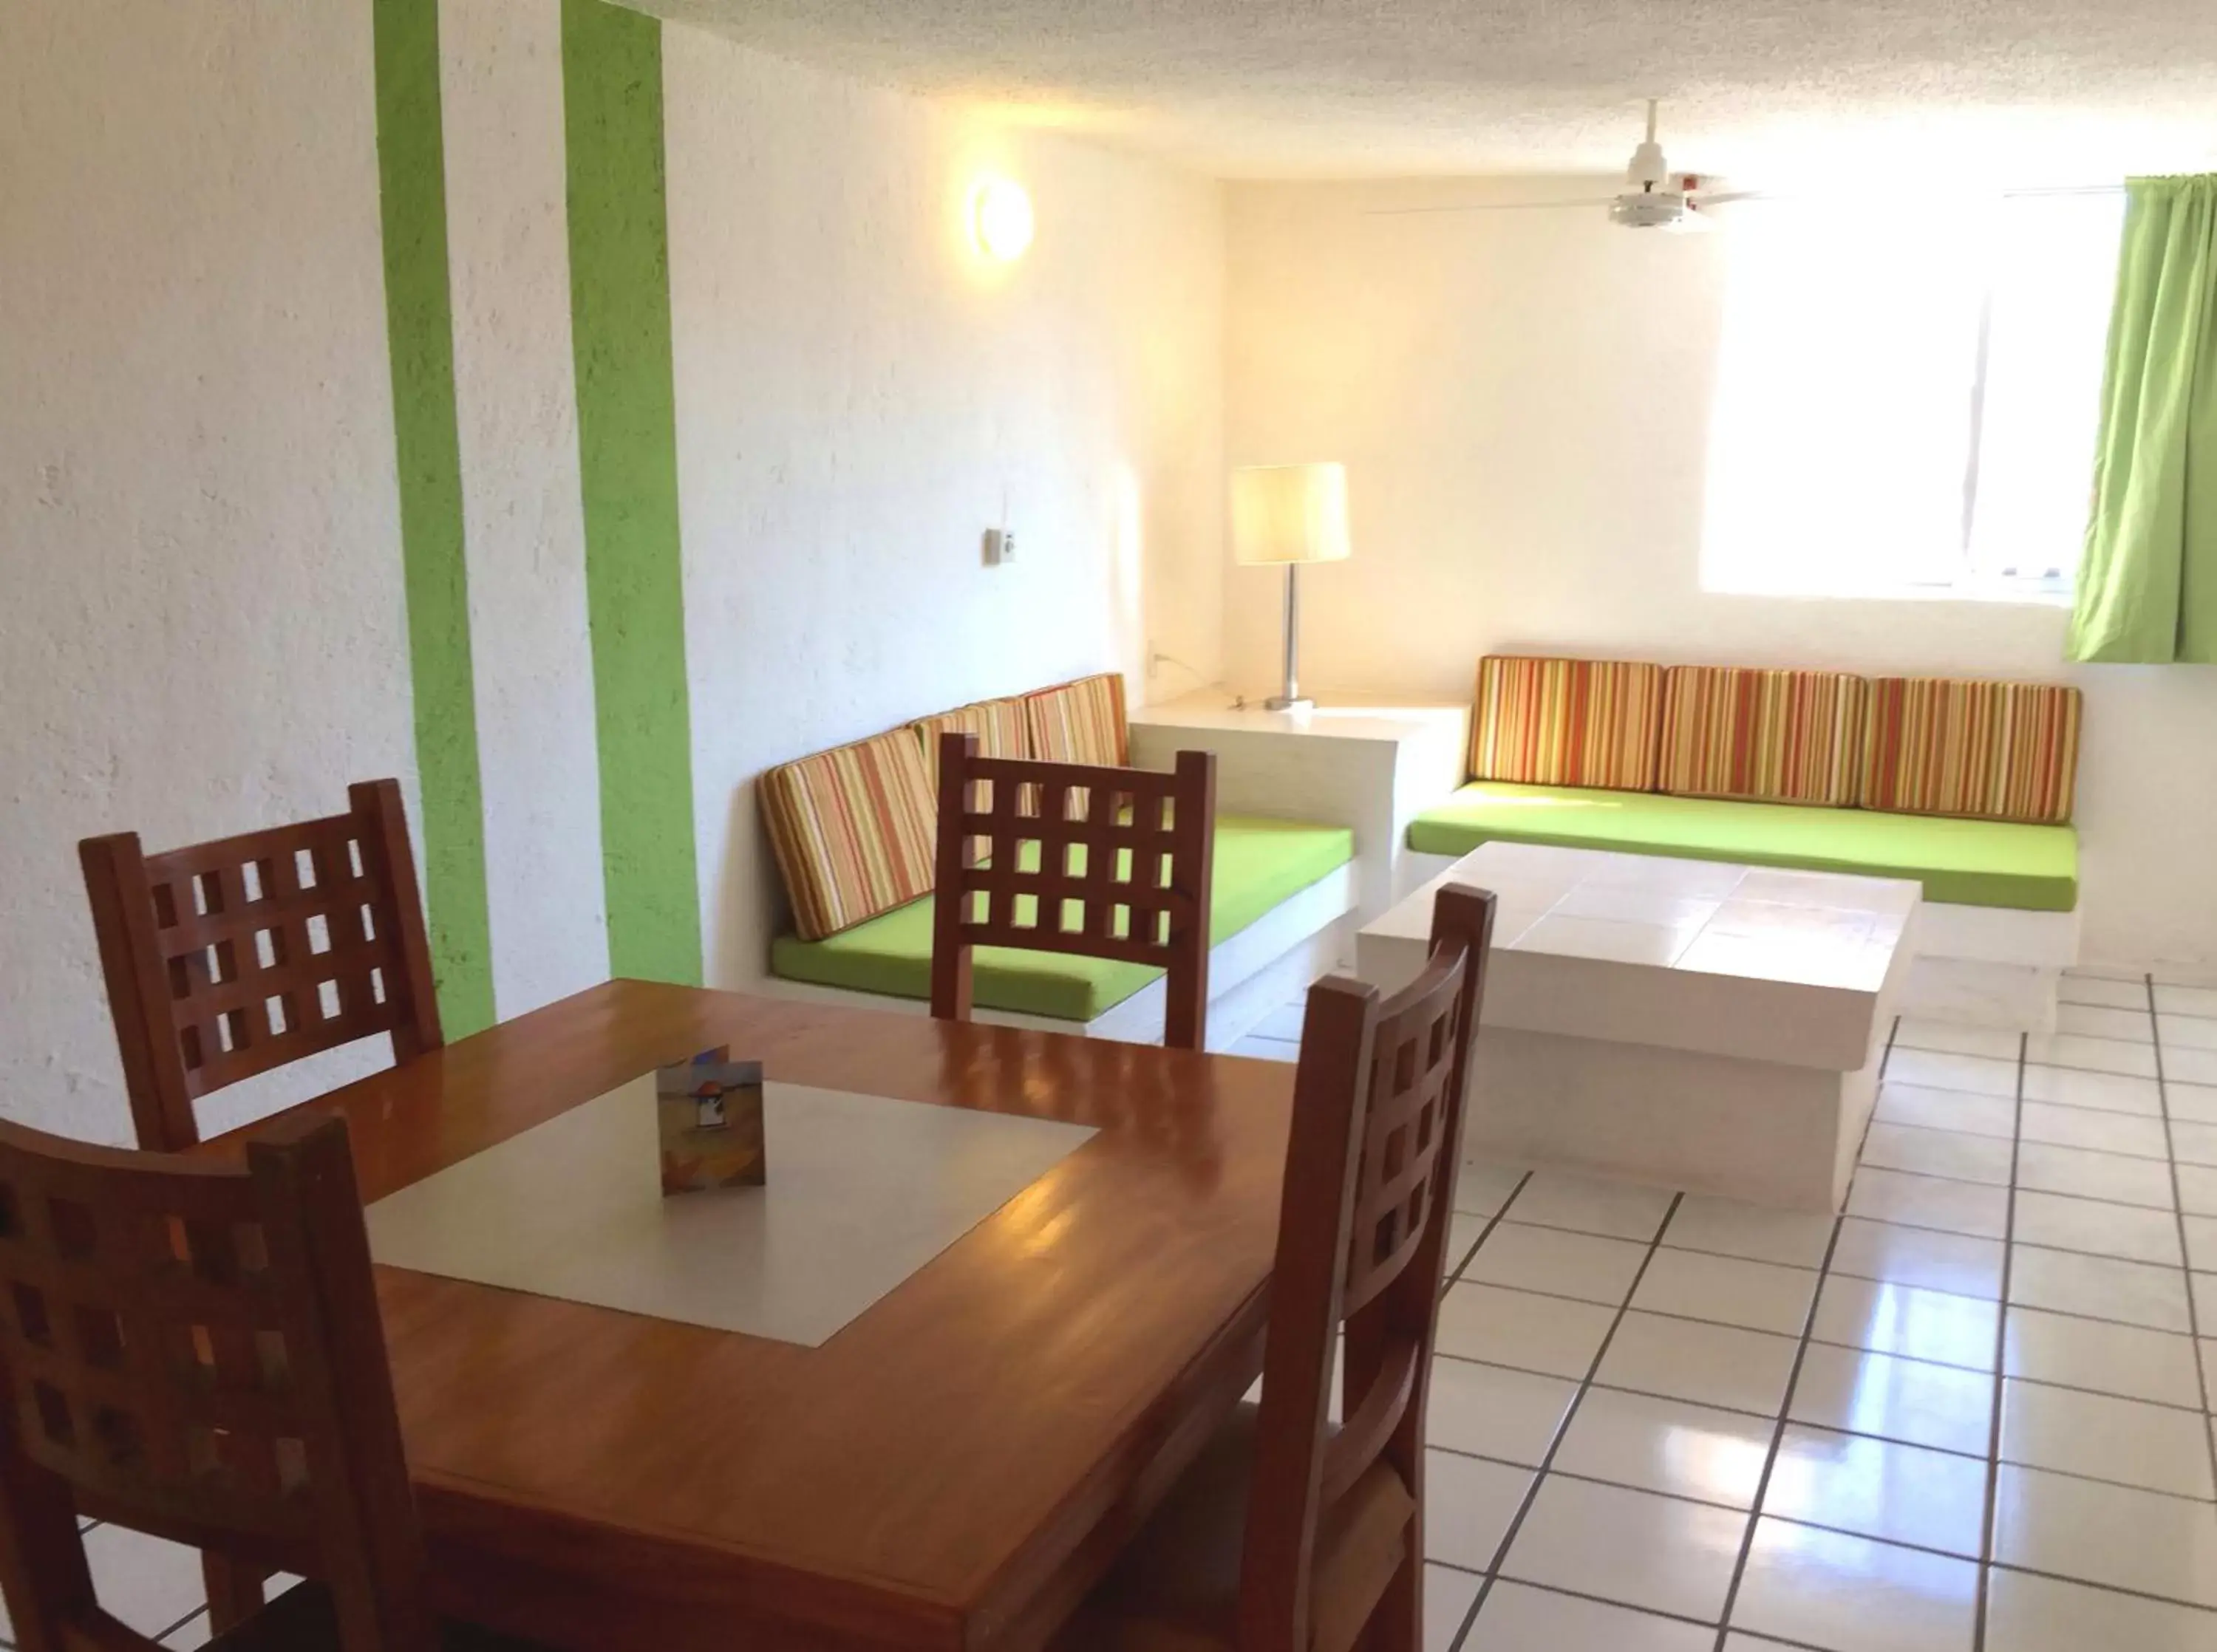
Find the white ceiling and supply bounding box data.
[638,0,2217,182]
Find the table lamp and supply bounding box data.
[1231,462,1350,712]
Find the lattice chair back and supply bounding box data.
[1236,884,1496,1652]
[0,1112,436,1652]
[81,779,444,1151]
[927,732,1218,1051]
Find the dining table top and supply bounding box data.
[206,979,1296,1652]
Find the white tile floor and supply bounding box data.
[1247,967,2217,1651]
[0,1519,220,1648]
[20,972,2217,1652]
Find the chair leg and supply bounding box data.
[1363,1549,1422,1652]
[202,1554,267,1633]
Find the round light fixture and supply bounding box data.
[972,176,1035,262]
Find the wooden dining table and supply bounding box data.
[203,979,1297,1652]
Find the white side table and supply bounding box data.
[1128,690,1471,927]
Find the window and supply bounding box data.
[1700,190,2125,601]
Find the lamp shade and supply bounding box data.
[1230,463,1352,567]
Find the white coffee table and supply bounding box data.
[1356,842,1921,1212]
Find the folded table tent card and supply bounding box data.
[657,1049,768,1192]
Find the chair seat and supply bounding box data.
[206,1582,546,1652]
[1058,1403,1416,1652]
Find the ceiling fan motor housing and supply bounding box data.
[1610,189,1688,228]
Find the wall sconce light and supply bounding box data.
[972,176,1035,262]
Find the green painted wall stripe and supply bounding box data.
[372,0,497,1035]
[561,0,704,986]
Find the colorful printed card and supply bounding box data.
[655,1047,767,1194]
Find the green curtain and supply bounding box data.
[2068,174,2217,663]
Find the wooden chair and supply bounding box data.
[0,1110,480,1652]
[1056,884,1497,1652]
[80,779,443,1155]
[78,779,443,1625]
[930,731,1218,1051]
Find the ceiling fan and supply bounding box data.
[1368,100,1758,228]
[1606,98,1740,228]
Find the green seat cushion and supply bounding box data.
[1406,781,2077,912]
[771,815,1355,1021]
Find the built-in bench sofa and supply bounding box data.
[1400,658,2085,1029]
[760,673,1358,1048]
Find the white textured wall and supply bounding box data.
[0,1,413,1141]
[663,28,1226,986]
[440,0,610,1018]
[1224,178,2217,972]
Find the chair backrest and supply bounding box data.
[1239,884,1496,1652]
[80,779,443,1150]
[0,1113,435,1652]
[928,732,1218,1051]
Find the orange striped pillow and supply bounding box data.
[1469,656,1663,791]
[910,697,1030,793]
[1659,666,1867,807]
[759,728,938,940]
[1859,678,2082,825]
[1024,672,1128,768]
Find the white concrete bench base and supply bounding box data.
[1364,844,1919,1213]
[763,864,1357,1052]
[1467,1027,1882,1211]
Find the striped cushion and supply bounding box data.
[1659,666,1867,808]
[910,697,1031,793]
[759,728,938,941]
[1860,678,2083,825]
[1024,672,1129,767]
[1469,656,1663,791]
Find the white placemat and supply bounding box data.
[365,1079,1097,1346]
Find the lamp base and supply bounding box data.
[1262,696,1314,713]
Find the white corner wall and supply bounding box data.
[662,29,1226,988]
[1224,178,2217,972]
[0,0,415,1142]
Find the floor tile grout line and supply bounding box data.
[2148,972,2217,1499]
[1437,1569,1720,1631]
[1872,1119,2178,1169]
[1485,1212,1816,1255]
[1430,1385,2217,1499]
[1435,1342,2217,1428]
[1431,1436,2217,1522]
[1452,1262,2203,1345]
[1861,1158,2190,1215]
[1443,1170,1536,1290]
[1898,1048,2163,1082]
[151,1606,208,1646]
[1485,1186,2162,1259]
[1972,1026,2029,1652]
[1977,1559,2217,1621]
[1464,1256,1982,1315]
[1887,1086,2187,1127]
[1874,1112,2181,1167]
[1873,1110,2168,1153]
[1879,1073,2159,1110]
[1444,1191,1686,1652]
[1489,1576,1873,1652]
[1448,1573,1853,1649]
[1706,1207,1847,1652]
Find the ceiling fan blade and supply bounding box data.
[1360,196,1619,217]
